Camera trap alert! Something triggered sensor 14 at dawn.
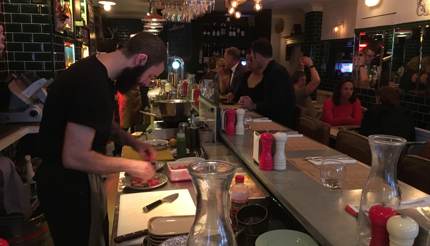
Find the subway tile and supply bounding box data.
[22,23,41,32]
[7,42,23,52]
[3,3,20,13]
[9,61,25,70]
[42,24,52,33]
[14,52,34,61]
[25,61,43,70]
[12,13,31,23]
[35,52,52,61]
[43,43,52,52]
[33,33,50,42]
[24,43,42,52]
[14,33,32,42]
[5,23,21,32]
[31,14,50,24]
[21,4,39,14]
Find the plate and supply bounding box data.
[148,215,194,236]
[255,230,318,246]
[124,173,168,191]
[144,139,169,150]
[159,235,188,246]
[176,157,205,163]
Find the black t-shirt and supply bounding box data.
[234,71,265,103]
[36,55,115,191]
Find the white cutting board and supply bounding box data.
[117,189,196,237]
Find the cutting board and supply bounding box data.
[122,146,174,161]
[117,189,196,237]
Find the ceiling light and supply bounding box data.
[234,11,241,19]
[228,7,235,15]
[231,1,238,8]
[254,3,262,11]
[333,26,339,33]
[99,1,116,11]
[364,0,381,7]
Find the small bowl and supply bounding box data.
[255,229,318,246]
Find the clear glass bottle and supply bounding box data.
[187,160,237,246]
[357,135,407,245]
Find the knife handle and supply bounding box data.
[114,229,148,243]
[143,199,163,213]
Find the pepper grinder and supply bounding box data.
[386,215,419,246]
[235,108,245,135]
[369,204,398,246]
[273,132,288,170]
[259,133,274,171]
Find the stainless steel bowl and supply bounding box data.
[154,99,192,125]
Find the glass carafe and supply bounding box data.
[187,160,237,246]
[357,135,407,245]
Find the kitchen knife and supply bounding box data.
[142,193,179,213]
[114,229,148,243]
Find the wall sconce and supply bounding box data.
[364,0,381,7]
[333,23,343,34]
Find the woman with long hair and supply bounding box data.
[321,79,363,126]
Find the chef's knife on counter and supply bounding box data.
[114,229,148,243]
[142,193,179,213]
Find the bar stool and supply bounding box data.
[398,154,430,194]
[335,130,372,166]
[297,116,330,146]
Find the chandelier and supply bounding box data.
[227,0,262,19]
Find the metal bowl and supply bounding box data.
[155,99,192,124]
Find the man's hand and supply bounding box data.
[126,160,156,181]
[238,96,256,110]
[133,141,156,161]
[301,56,314,67]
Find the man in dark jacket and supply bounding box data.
[223,47,247,100]
[238,39,296,129]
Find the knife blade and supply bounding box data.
[142,193,179,213]
[114,229,148,243]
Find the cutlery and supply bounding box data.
[114,229,148,243]
[143,193,179,213]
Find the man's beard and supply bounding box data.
[116,65,148,94]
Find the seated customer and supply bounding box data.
[321,79,363,126]
[238,39,296,128]
[216,58,232,96]
[233,50,264,103]
[360,86,415,141]
[293,56,320,118]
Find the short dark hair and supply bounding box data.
[365,42,381,54]
[291,71,305,84]
[250,38,272,58]
[378,86,401,106]
[225,47,241,61]
[332,78,357,105]
[122,32,167,67]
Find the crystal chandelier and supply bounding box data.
[227,0,262,19]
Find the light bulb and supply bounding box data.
[333,26,339,33]
[228,7,235,15]
[254,3,262,11]
[172,60,180,70]
[231,1,238,8]
[103,4,112,11]
[364,0,380,7]
[234,11,241,19]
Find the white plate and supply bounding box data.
[256,229,318,246]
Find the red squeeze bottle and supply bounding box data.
[369,204,397,246]
[225,109,236,136]
[259,133,274,170]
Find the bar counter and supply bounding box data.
[110,117,430,246]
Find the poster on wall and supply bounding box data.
[64,42,76,68]
[74,0,88,27]
[54,0,74,33]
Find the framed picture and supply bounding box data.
[54,0,74,33]
[74,0,88,27]
[64,42,76,68]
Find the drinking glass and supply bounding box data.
[320,159,345,190]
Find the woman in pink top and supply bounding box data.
[322,79,363,126]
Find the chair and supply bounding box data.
[398,155,430,194]
[297,116,330,146]
[335,130,372,166]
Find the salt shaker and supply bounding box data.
[235,108,245,135]
[386,215,419,246]
[273,132,287,170]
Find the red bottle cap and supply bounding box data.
[235,175,245,183]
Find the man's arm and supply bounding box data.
[111,121,155,160]
[62,122,155,179]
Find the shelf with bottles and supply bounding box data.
[200,22,250,40]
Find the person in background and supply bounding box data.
[360,86,415,141]
[0,24,5,58]
[321,79,363,126]
[117,85,142,132]
[36,32,166,246]
[202,56,218,80]
[215,58,232,96]
[354,42,380,88]
[223,47,247,102]
[293,56,321,118]
[238,38,296,128]
[233,50,264,104]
